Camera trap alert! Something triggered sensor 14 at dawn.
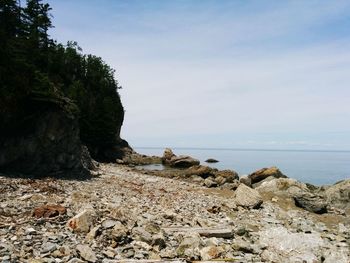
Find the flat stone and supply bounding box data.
[76,244,97,263]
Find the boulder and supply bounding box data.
[162,148,200,168]
[324,179,350,210]
[176,232,203,259]
[293,193,328,214]
[112,221,129,243]
[205,158,219,163]
[214,169,239,183]
[234,183,263,209]
[204,178,217,188]
[162,148,176,164]
[255,178,309,196]
[169,155,200,168]
[185,165,216,178]
[67,208,96,233]
[239,175,252,187]
[249,166,287,184]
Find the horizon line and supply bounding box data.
[134,146,350,153]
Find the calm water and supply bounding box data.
[135,147,350,186]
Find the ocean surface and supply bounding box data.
[134,147,350,186]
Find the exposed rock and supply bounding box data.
[249,166,287,184]
[324,179,350,210]
[234,183,263,209]
[0,101,90,177]
[294,193,328,214]
[205,158,219,163]
[239,175,252,187]
[162,148,176,164]
[204,178,217,188]
[251,175,276,188]
[161,148,200,168]
[67,208,96,233]
[176,232,203,259]
[169,155,200,168]
[255,178,309,197]
[200,246,223,260]
[76,244,97,263]
[185,165,216,178]
[214,170,238,183]
[33,204,66,218]
[111,221,129,243]
[259,226,324,263]
[102,219,118,229]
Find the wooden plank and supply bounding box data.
[162,227,234,238]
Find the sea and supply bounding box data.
[134,147,350,186]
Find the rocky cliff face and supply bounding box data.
[0,98,90,178]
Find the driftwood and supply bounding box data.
[162,227,234,238]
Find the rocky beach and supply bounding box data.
[0,149,349,263]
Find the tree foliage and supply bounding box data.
[0,0,124,159]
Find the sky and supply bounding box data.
[47,0,350,150]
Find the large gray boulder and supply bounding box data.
[324,179,350,210]
[293,193,328,214]
[234,183,263,209]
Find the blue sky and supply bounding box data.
[48,0,350,150]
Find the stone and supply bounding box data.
[234,183,263,209]
[200,246,223,260]
[67,209,96,233]
[112,221,129,243]
[324,179,350,210]
[102,219,118,229]
[162,148,176,164]
[169,155,200,168]
[176,232,203,259]
[249,166,287,184]
[185,165,216,178]
[255,178,309,196]
[33,204,66,218]
[239,175,252,187]
[204,178,217,188]
[214,170,239,183]
[205,158,219,163]
[25,228,36,234]
[86,226,100,241]
[293,193,328,214]
[132,227,153,244]
[76,244,97,263]
[41,242,57,253]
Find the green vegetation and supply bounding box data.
[0,0,124,160]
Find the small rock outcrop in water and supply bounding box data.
[205,158,219,163]
[162,148,200,168]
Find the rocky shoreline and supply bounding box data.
[0,149,349,262]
